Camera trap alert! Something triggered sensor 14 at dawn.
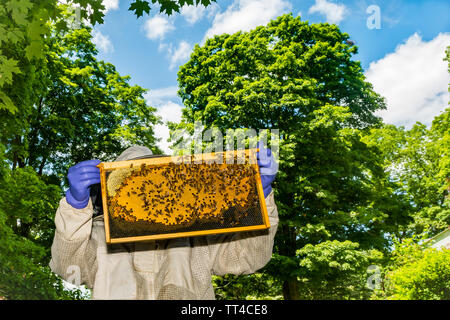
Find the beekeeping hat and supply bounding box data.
[115,145,154,161]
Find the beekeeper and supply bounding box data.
[49,145,279,299]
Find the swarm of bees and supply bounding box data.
[106,156,260,234]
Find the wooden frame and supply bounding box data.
[98,149,270,244]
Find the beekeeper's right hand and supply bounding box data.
[66,159,101,209]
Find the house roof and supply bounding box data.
[424,227,450,248]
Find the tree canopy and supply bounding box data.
[0,0,216,115]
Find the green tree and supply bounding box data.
[174,14,406,299]
[0,145,85,299]
[213,273,283,300]
[362,108,450,239]
[377,237,450,300]
[295,240,383,299]
[0,0,217,114]
[405,111,450,236]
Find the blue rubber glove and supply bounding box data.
[257,142,278,198]
[66,159,101,209]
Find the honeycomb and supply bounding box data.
[99,151,269,243]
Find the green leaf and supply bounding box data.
[0,90,18,113]
[27,17,47,41]
[25,41,44,60]
[0,57,21,87]
[6,0,32,25]
[158,0,180,15]
[129,0,151,18]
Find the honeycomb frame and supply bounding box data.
[98,149,270,244]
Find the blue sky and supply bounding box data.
[90,0,450,153]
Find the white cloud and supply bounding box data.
[203,0,292,42]
[145,86,179,106]
[144,15,175,40]
[167,41,193,70]
[158,41,193,71]
[180,3,220,24]
[154,101,184,154]
[365,32,450,128]
[59,0,119,13]
[145,87,183,154]
[158,42,169,53]
[308,0,347,24]
[205,3,221,19]
[181,4,206,24]
[92,30,114,53]
[102,0,119,12]
[157,101,184,123]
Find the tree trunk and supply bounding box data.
[283,278,300,300]
[19,222,32,239]
[279,224,301,300]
